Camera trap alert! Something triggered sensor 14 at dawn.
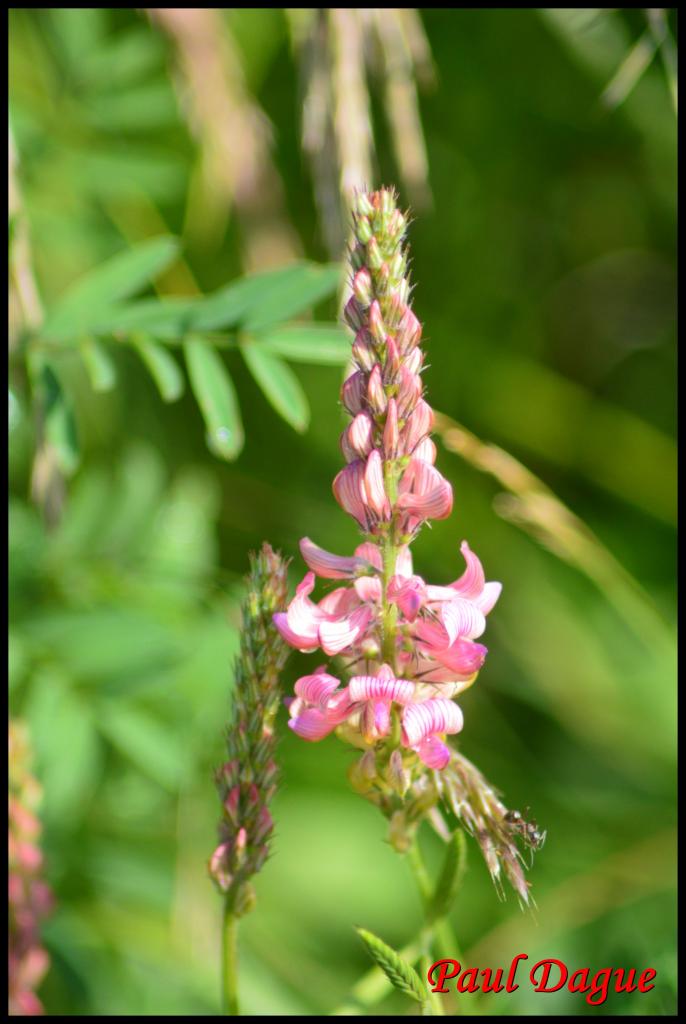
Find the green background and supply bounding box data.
[9,8,676,1016]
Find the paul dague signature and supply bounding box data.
[428,955,657,1007]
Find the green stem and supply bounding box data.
[222,898,240,1015]
[407,837,471,1015]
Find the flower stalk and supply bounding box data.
[209,543,291,1014]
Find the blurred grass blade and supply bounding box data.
[184,337,244,459]
[435,413,674,648]
[43,235,180,340]
[241,342,310,432]
[356,928,427,1005]
[191,262,341,332]
[40,364,80,476]
[600,27,657,110]
[428,830,467,924]
[80,337,117,392]
[132,333,185,402]
[255,323,351,364]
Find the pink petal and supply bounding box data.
[353,576,382,602]
[299,537,372,580]
[288,708,339,741]
[383,397,399,457]
[388,575,427,621]
[412,437,437,464]
[367,364,386,413]
[344,412,374,460]
[294,672,342,708]
[422,638,487,677]
[416,735,452,770]
[476,581,502,615]
[363,450,390,519]
[395,546,414,577]
[440,599,486,642]
[401,399,434,454]
[318,605,373,656]
[451,541,486,599]
[341,371,366,415]
[348,674,415,704]
[355,541,383,570]
[317,586,360,615]
[333,461,368,528]
[397,460,453,521]
[401,698,464,747]
[361,699,391,741]
[273,612,320,651]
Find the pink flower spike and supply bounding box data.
[299,537,374,580]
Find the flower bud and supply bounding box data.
[352,268,373,306]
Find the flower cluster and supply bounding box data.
[9,721,53,1016]
[274,188,501,781]
[210,544,291,913]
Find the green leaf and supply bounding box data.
[190,261,341,332]
[96,703,184,791]
[40,364,80,475]
[255,323,351,365]
[43,236,180,341]
[184,337,244,460]
[80,337,117,392]
[132,334,185,402]
[24,668,103,827]
[243,262,342,331]
[428,830,467,923]
[356,928,427,1005]
[241,342,310,432]
[91,298,199,338]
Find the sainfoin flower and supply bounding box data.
[271,188,522,873]
[272,188,541,905]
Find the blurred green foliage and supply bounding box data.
[9,8,676,1016]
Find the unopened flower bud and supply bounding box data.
[353,268,373,306]
[367,364,387,414]
[367,237,383,271]
[386,749,409,797]
[368,301,386,346]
